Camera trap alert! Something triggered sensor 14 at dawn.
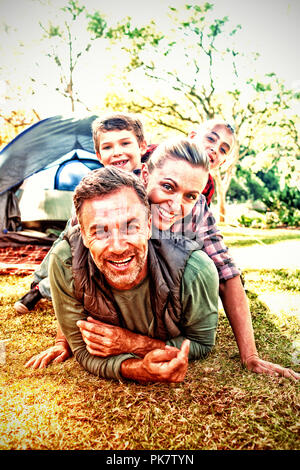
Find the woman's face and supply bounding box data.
[142,158,208,231]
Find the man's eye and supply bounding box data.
[96,226,109,238]
[220,148,227,154]
[126,223,139,234]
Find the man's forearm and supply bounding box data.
[120,330,166,357]
[120,340,190,383]
[77,318,166,358]
[219,275,258,363]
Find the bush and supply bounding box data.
[238,214,265,228]
[262,187,300,227]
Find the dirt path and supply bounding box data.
[229,240,300,270]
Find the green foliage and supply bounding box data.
[238,214,264,229]
[87,11,107,38]
[262,187,300,227]
[227,165,277,203]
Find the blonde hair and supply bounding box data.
[147,137,209,173]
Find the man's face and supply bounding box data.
[142,158,208,231]
[80,187,152,290]
[191,124,234,170]
[96,129,147,172]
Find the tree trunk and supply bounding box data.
[212,145,241,223]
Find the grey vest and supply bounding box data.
[66,226,199,341]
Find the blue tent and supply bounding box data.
[0,114,102,236]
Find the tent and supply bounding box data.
[0,114,103,237]
[0,115,102,271]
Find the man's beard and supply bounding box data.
[93,247,148,290]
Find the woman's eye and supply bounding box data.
[187,194,197,201]
[162,183,173,191]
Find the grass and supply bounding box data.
[220,225,300,248]
[0,229,299,451]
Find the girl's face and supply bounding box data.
[141,158,208,231]
[194,124,234,170]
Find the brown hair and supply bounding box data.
[92,112,145,154]
[73,166,150,224]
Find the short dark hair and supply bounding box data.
[147,137,210,173]
[92,112,145,153]
[73,166,150,224]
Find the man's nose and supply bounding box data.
[108,229,128,252]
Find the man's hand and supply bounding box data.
[121,339,190,383]
[244,355,300,381]
[77,316,165,357]
[25,342,72,369]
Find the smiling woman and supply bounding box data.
[141,138,210,231]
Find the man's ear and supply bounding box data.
[139,140,148,156]
[80,226,89,248]
[140,163,149,186]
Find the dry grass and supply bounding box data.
[0,267,299,451]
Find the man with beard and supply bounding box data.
[48,165,219,382]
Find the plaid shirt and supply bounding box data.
[171,195,240,282]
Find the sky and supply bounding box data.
[0,0,299,117]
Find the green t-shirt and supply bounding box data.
[49,240,219,380]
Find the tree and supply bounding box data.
[91,2,299,222]
[37,0,95,113]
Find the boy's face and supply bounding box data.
[190,124,234,170]
[96,129,147,172]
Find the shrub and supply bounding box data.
[263,187,300,227]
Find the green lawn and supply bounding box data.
[220,225,300,248]
[0,228,299,451]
